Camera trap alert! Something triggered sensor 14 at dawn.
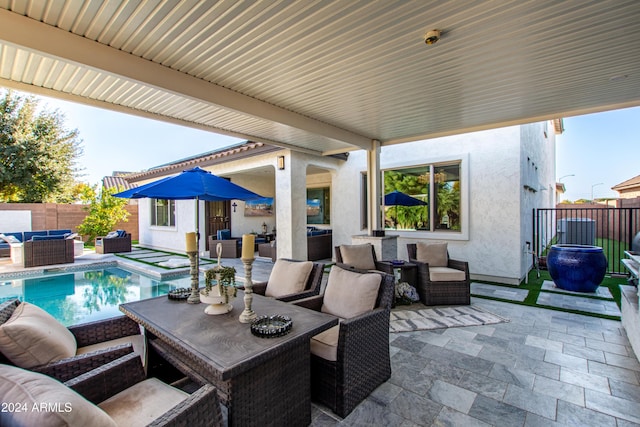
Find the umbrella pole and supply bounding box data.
[195,197,200,271]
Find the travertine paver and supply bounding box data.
[311,298,640,427]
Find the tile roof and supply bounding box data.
[612,174,640,192]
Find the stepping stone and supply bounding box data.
[471,282,529,302]
[541,280,613,299]
[536,292,621,317]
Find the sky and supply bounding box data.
[556,106,640,201]
[37,94,242,186]
[22,92,640,199]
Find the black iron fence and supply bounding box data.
[534,206,640,275]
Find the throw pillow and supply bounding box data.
[0,302,77,368]
[339,244,376,270]
[416,242,448,267]
[265,259,313,297]
[0,234,20,243]
[0,365,116,427]
[105,231,119,239]
[321,266,381,318]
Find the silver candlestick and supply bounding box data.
[187,251,200,304]
[239,257,257,323]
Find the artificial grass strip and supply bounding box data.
[114,246,217,270]
[471,269,627,321]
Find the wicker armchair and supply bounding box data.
[95,233,132,254]
[248,258,324,302]
[0,353,222,427]
[293,264,394,417]
[208,235,241,258]
[334,243,387,271]
[23,238,74,267]
[0,299,143,382]
[407,243,470,305]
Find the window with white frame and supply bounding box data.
[151,199,175,227]
[382,162,461,232]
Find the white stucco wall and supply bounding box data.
[331,123,556,284]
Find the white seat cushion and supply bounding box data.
[265,259,313,297]
[311,324,340,361]
[339,244,377,270]
[0,302,77,368]
[429,266,466,282]
[77,334,147,367]
[99,378,188,427]
[321,266,381,319]
[416,242,448,267]
[0,364,116,427]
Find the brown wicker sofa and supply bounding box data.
[23,238,75,267]
[0,299,143,382]
[257,231,332,261]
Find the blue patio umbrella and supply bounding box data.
[114,167,262,251]
[384,190,427,228]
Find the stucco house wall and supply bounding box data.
[134,121,557,284]
[330,123,557,284]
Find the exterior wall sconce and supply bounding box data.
[277,155,285,170]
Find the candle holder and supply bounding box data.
[239,257,257,323]
[187,250,200,304]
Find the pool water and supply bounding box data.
[0,267,193,326]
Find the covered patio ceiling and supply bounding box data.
[0,1,638,157]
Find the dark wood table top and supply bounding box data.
[120,292,337,380]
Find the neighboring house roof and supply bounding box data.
[102,175,136,191]
[125,141,280,183]
[612,174,640,193]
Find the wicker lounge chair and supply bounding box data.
[293,264,394,417]
[407,242,470,305]
[247,258,324,302]
[0,299,144,382]
[0,353,222,427]
[95,231,132,254]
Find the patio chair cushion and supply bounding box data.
[415,242,448,267]
[310,324,340,361]
[0,234,20,243]
[76,334,147,367]
[217,229,231,240]
[98,377,188,427]
[0,364,117,427]
[429,266,467,282]
[265,259,313,298]
[338,244,376,270]
[321,265,381,319]
[0,302,77,369]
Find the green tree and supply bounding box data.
[77,186,130,243]
[0,90,83,202]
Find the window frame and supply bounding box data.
[376,154,469,240]
[150,198,176,228]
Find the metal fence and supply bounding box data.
[534,206,640,275]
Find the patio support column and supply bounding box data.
[275,151,308,260]
[367,140,382,235]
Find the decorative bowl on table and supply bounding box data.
[250,315,293,338]
[391,260,405,266]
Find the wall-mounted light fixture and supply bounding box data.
[277,155,285,170]
[232,202,237,212]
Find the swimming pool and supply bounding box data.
[0,267,193,326]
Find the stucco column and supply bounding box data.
[275,151,308,260]
[367,139,382,234]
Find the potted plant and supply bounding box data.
[200,265,237,315]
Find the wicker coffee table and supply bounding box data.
[120,292,337,426]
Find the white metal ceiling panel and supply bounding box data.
[0,0,638,154]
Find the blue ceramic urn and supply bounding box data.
[547,244,607,293]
